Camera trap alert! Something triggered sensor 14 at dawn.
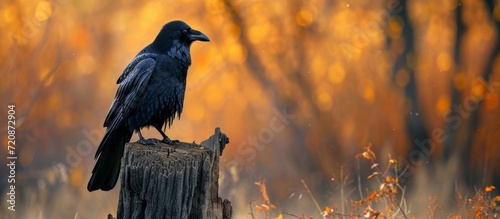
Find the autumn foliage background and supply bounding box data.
[1,0,500,218]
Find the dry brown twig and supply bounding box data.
[354,144,409,219]
[251,181,278,219]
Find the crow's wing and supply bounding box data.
[103,54,156,128]
[98,54,156,157]
[116,53,157,84]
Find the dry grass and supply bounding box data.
[248,144,500,219]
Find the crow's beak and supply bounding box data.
[189,29,210,42]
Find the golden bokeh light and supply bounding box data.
[437,52,453,71]
[296,8,314,27]
[436,95,451,116]
[341,119,355,139]
[485,93,499,110]
[248,23,271,45]
[2,4,16,24]
[360,80,375,104]
[387,16,404,39]
[472,78,488,100]
[59,111,74,129]
[227,42,247,63]
[70,165,85,188]
[35,0,52,22]
[76,54,96,75]
[327,63,346,84]
[315,85,333,112]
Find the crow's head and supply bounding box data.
[152,20,209,63]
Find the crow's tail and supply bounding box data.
[87,125,132,192]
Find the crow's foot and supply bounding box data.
[161,137,180,145]
[138,138,159,145]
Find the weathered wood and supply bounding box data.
[115,128,232,219]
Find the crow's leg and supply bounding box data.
[154,126,180,145]
[136,129,159,145]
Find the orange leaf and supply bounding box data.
[362,151,371,160]
[368,191,378,201]
[324,206,331,213]
[485,185,496,192]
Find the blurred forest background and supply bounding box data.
[1,0,500,218]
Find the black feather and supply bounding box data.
[87,20,209,192]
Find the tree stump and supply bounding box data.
[115,128,232,219]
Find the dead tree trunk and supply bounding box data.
[114,128,232,219]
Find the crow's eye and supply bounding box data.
[182,29,188,35]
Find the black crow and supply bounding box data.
[87,20,209,192]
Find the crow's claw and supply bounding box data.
[162,138,180,145]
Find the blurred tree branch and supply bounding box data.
[223,0,343,205]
